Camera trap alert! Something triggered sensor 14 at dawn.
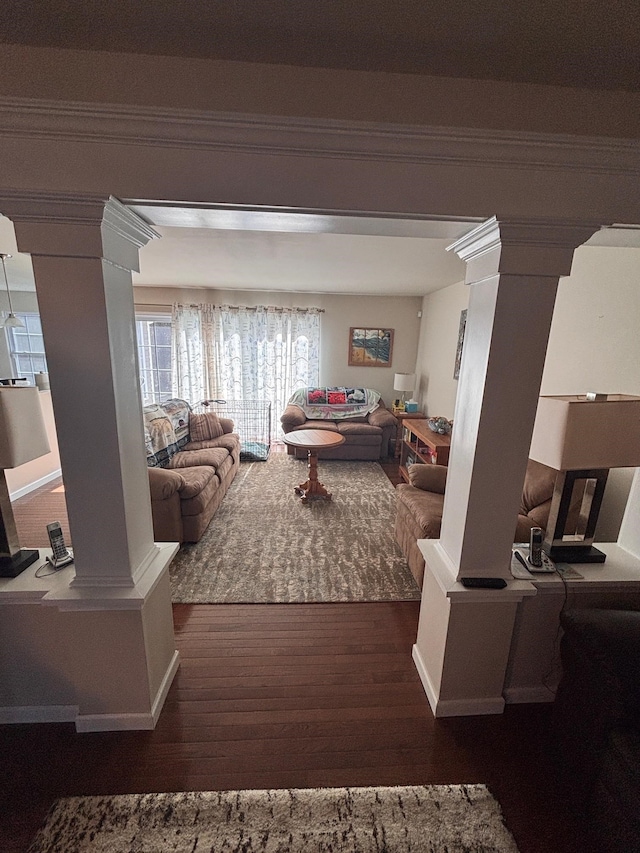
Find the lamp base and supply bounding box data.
[0,548,40,578]
[545,544,606,564]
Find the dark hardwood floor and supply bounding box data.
[2,454,595,852]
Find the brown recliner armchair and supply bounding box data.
[394,458,559,588]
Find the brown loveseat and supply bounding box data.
[395,458,558,587]
[144,399,241,543]
[280,387,398,460]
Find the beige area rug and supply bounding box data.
[27,785,520,853]
[169,454,421,603]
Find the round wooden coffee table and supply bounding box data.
[282,429,346,503]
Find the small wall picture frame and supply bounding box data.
[348,327,394,367]
[454,309,467,379]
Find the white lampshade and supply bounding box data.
[394,373,416,393]
[0,387,50,468]
[530,394,640,470]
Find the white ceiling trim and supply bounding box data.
[1,97,639,177]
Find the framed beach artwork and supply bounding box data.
[454,309,467,379]
[348,327,394,367]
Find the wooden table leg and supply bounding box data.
[294,449,333,503]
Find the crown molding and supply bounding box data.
[448,216,603,263]
[0,96,639,177]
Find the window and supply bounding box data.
[6,312,47,385]
[135,315,172,405]
[5,311,173,404]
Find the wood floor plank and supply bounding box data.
[0,601,597,853]
[3,473,598,853]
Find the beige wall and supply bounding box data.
[415,280,468,419]
[416,245,640,540]
[134,286,422,405]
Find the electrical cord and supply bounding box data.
[541,563,571,693]
[35,550,74,578]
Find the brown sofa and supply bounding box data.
[394,458,558,587]
[280,398,398,460]
[144,399,241,543]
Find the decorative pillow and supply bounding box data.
[189,412,224,441]
[287,387,381,420]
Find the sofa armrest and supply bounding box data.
[560,609,640,714]
[408,463,448,494]
[148,466,185,500]
[280,404,306,431]
[367,406,397,429]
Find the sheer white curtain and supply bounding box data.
[171,303,321,439]
[170,303,217,406]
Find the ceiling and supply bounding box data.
[1,0,639,91]
[0,210,475,296]
[2,209,640,297]
[129,208,475,296]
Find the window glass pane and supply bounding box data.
[157,347,171,370]
[32,355,47,373]
[135,314,172,404]
[25,315,42,334]
[29,334,45,352]
[154,323,171,346]
[158,371,172,397]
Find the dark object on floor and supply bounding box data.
[553,608,640,853]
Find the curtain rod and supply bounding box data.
[180,303,325,313]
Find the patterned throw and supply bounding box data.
[288,386,381,420]
[143,398,191,467]
[27,785,520,853]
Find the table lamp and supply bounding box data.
[0,387,51,578]
[529,394,640,563]
[393,373,416,410]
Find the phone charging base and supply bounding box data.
[0,548,40,578]
[46,551,74,570]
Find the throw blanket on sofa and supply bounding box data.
[288,387,381,420]
[144,398,191,467]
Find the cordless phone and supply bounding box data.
[529,527,543,568]
[512,526,555,574]
[46,521,74,568]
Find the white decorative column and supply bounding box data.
[0,193,180,731]
[412,217,601,717]
[10,195,159,587]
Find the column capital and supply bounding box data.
[447,216,603,283]
[0,192,158,272]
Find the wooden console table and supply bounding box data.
[399,419,451,483]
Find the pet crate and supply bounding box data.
[195,399,271,461]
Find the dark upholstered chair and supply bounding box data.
[553,608,640,853]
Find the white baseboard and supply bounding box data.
[0,703,76,724]
[412,643,439,716]
[76,649,180,732]
[412,644,505,717]
[10,468,62,501]
[150,650,180,726]
[75,712,157,732]
[503,685,556,704]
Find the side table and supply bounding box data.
[393,411,426,458]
